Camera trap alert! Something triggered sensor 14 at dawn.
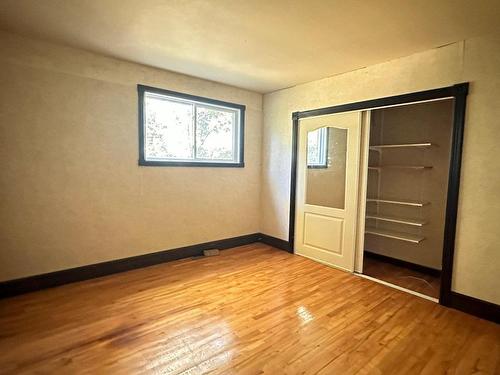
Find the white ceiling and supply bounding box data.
[1,0,499,93]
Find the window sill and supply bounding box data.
[307,165,328,169]
[139,160,245,168]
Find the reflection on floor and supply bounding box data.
[2,244,498,373]
[363,254,441,299]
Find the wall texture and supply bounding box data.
[0,31,262,281]
[261,33,500,304]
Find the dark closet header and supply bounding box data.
[292,83,468,119]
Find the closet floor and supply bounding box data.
[363,255,440,299]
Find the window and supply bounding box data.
[138,85,245,167]
[307,127,328,168]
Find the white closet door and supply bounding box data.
[295,112,362,271]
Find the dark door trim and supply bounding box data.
[289,82,469,306]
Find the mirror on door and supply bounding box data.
[306,126,347,209]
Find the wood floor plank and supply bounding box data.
[0,243,498,374]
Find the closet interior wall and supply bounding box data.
[364,99,454,270]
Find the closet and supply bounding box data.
[361,99,454,299]
[292,83,467,304]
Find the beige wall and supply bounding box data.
[0,31,262,281]
[261,34,500,304]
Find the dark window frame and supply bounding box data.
[138,84,246,167]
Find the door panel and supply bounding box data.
[295,112,362,271]
[303,213,344,254]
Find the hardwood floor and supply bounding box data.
[363,255,441,298]
[0,243,498,374]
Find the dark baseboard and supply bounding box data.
[0,233,260,299]
[258,233,293,253]
[364,251,441,277]
[448,292,499,324]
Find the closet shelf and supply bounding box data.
[367,198,429,207]
[368,165,433,170]
[369,143,432,150]
[365,227,425,243]
[365,214,427,226]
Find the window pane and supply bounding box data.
[144,94,194,160]
[139,87,244,166]
[195,105,236,161]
